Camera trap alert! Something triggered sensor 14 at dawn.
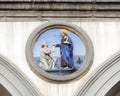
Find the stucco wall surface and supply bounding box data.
[0,21,120,96]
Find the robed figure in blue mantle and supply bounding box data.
[55,29,74,68]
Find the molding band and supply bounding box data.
[0,55,42,96]
[76,52,120,96]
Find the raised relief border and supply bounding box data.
[26,22,94,82]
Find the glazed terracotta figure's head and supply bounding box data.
[61,29,68,37]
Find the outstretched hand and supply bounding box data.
[52,42,56,46]
[51,42,56,52]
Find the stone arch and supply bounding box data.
[76,52,120,96]
[106,81,120,96]
[0,84,12,96]
[0,55,42,96]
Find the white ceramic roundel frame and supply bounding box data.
[26,22,94,82]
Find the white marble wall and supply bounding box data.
[0,22,120,96]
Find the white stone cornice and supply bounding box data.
[0,0,120,3]
[0,1,119,20]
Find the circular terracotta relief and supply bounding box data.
[26,22,94,82]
